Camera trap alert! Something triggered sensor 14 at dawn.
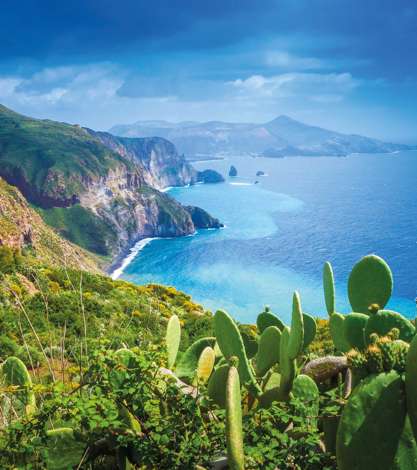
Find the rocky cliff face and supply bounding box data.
[0,104,221,268]
[0,177,100,272]
[86,129,197,190]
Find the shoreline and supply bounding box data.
[110,237,157,280]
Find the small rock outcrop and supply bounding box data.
[229,165,238,177]
[184,206,223,229]
[197,169,225,184]
[256,171,265,177]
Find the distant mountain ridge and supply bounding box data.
[110,115,413,158]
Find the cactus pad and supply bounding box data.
[256,309,284,333]
[365,310,415,345]
[255,326,281,377]
[196,346,215,384]
[344,312,368,350]
[336,371,406,470]
[1,356,36,414]
[165,314,181,369]
[348,255,393,314]
[329,313,350,352]
[406,334,417,443]
[207,364,229,408]
[44,428,86,470]
[323,261,336,315]
[288,291,304,360]
[226,366,245,470]
[176,337,216,383]
[302,313,317,350]
[292,374,319,428]
[214,310,261,395]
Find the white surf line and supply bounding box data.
[110,238,156,280]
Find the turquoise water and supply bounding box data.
[121,151,417,323]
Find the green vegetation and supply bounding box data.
[0,177,101,271]
[36,205,117,255]
[0,104,132,204]
[0,253,416,469]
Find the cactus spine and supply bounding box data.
[225,366,244,470]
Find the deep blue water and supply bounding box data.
[120,151,417,324]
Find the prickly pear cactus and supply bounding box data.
[348,254,393,314]
[279,326,297,399]
[344,312,368,350]
[323,261,336,315]
[44,428,86,470]
[406,333,417,443]
[1,356,36,415]
[336,371,406,470]
[329,313,350,353]
[255,326,281,377]
[292,374,319,429]
[207,364,229,408]
[392,417,417,469]
[256,308,284,333]
[302,313,317,350]
[109,348,137,389]
[214,310,261,395]
[196,346,215,384]
[365,310,415,344]
[176,337,216,383]
[225,366,244,470]
[165,314,181,369]
[288,291,304,360]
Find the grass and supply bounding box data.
[0,104,134,204]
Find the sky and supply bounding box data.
[0,0,416,142]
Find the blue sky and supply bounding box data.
[0,0,416,141]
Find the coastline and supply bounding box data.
[110,238,156,280]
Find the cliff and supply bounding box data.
[0,104,221,266]
[0,177,100,272]
[86,129,197,189]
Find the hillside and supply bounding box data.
[0,105,221,264]
[0,177,100,272]
[110,115,413,158]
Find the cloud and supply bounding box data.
[0,63,124,109]
[265,51,323,70]
[229,72,359,102]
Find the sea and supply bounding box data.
[117,150,417,324]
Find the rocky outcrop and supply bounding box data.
[229,165,238,177]
[197,169,225,184]
[0,104,222,269]
[0,178,100,272]
[86,129,197,190]
[184,205,223,229]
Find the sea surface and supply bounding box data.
[119,150,417,324]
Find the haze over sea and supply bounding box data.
[120,151,417,324]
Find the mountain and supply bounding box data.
[110,115,412,158]
[0,104,220,268]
